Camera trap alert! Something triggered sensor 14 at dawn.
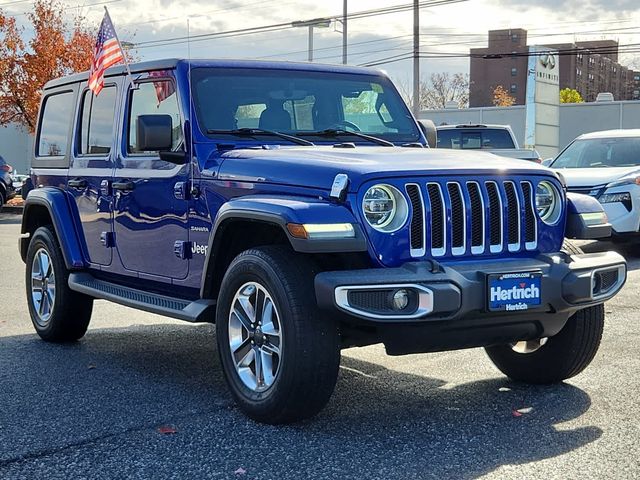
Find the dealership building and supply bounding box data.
[470,28,640,107]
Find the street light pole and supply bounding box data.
[342,0,348,65]
[412,0,420,116]
[292,18,332,63]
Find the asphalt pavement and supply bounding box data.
[1,211,639,479]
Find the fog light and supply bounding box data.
[391,289,409,310]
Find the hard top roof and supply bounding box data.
[44,58,386,90]
[577,129,640,140]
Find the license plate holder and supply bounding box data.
[487,272,542,312]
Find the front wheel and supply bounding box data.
[485,304,605,384]
[216,245,341,424]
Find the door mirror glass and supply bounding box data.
[136,114,173,152]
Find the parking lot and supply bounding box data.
[0,210,639,479]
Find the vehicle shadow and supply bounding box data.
[0,324,600,479]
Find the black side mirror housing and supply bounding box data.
[417,119,438,148]
[137,114,173,152]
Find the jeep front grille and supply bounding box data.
[405,180,538,257]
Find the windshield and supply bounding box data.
[192,68,420,144]
[437,128,515,149]
[552,137,640,168]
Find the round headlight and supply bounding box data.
[362,184,408,232]
[536,181,562,224]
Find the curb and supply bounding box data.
[1,205,24,214]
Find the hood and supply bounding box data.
[214,146,552,192]
[554,166,640,188]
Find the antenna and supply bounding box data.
[187,18,197,197]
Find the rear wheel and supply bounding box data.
[216,245,341,424]
[0,190,5,210]
[26,226,93,342]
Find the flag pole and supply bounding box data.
[104,6,135,85]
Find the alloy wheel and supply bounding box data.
[31,248,56,326]
[228,281,283,392]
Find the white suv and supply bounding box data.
[550,130,640,237]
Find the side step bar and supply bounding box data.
[68,272,216,323]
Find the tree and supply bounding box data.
[560,88,584,104]
[0,0,95,132]
[396,73,469,110]
[420,73,469,109]
[492,85,515,107]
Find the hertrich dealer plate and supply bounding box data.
[488,272,542,312]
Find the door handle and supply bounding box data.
[112,180,135,192]
[68,178,87,189]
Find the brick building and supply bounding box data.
[469,28,640,107]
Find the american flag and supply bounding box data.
[149,70,176,106]
[88,11,125,96]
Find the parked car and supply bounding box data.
[549,129,640,238]
[20,59,626,424]
[436,124,542,162]
[0,155,16,207]
[12,173,29,197]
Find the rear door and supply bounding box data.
[112,74,189,280]
[67,79,121,267]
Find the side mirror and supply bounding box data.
[417,119,438,148]
[137,114,173,152]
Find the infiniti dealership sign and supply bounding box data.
[525,46,560,158]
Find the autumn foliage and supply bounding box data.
[492,85,516,107]
[0,0,95,132]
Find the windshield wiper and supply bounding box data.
[206,128,314,146]
[299,129,395,147]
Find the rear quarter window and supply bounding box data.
[37,91,76,158]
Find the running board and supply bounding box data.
[68,272,216,323]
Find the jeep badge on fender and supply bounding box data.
[20,59,626,424]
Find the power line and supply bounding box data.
[130,0,468,49]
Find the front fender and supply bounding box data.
[21,188,86,269]
[208,196,367,255]
[565,192,612,239]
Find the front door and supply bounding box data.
[112,76,189,280]
[68,82,120,267]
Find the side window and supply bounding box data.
[79,87,117,155]
[128,80,181,154]
[38,91,75,157]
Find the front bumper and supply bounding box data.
[315,251,626,354]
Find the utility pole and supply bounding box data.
[308,25,314,62]
[342,0,348,65]
[412,0,420,115]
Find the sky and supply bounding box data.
[3,0,640,86]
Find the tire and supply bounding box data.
[216,245,341,424]
[562,238,584,255]
[25,226,93,342]
[485,304,604,384]
[0,189,5,210]
[486,237,604,384]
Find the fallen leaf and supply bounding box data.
[158,426,177,435]
[498,387,511,392]
[512,410,523,417]
[234,467,247,475]
[517,407,534,414]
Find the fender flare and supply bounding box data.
[565,192,612,239]
[200,196,368,298]
[20,188,86,269]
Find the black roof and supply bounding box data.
[44,58,384,90]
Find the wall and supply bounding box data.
[0,124,32,175]
[420,100,640,156]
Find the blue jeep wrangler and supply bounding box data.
[20,59,626,423]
